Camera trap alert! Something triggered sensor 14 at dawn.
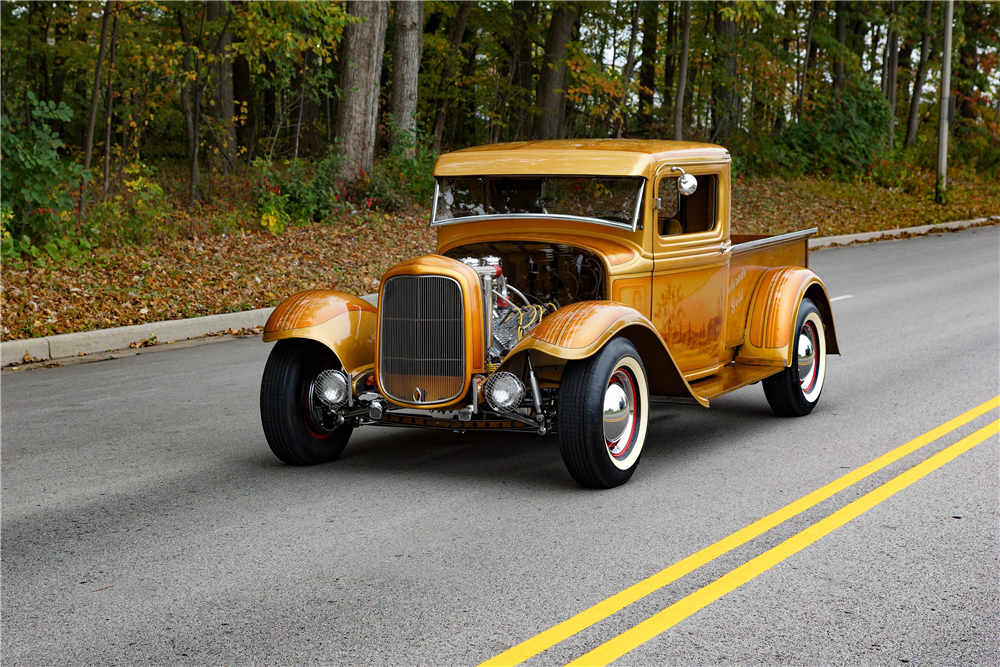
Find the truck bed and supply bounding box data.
[731,227,818,269]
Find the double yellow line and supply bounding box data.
[481,396,1000,667]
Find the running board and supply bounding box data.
[686,363,785,403]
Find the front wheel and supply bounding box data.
[558,338,650,488]
[762,297,827,417]
[260,339,354,465]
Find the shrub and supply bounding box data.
[257,187,291,234]
[88,163,177,245]
[0,93,89,250]
[733,82,891,181]
[276,149,348,223]
[365,124,437,210]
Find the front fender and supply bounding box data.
[499,301,707,407]
[262,290,377,374]
[737,268,841,367]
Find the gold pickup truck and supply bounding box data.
[260,140,839,488]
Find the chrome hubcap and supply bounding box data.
[604,369,636,457]
[797,322,818,393]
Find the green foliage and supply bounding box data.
[273,150,349,223]
[735,83,892,180]
[363,125,437,211]
[0,93,88,246]
[249,152,343,228]
[243,126,435,234]
[952,120,1000,180]
[864,149,929,193]
[0,0,995,255]
[1,199,93,265]
[786,83,892,179]
[257,189,290,235]
[88,163,177,246]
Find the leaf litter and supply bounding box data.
[2,176,997,343]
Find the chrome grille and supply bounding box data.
[378,275,465,404]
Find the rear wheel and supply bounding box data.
[260,339,353,465]
[558,338,649,488]
[762,298,827,417]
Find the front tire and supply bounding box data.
[762,298,827,417]
[558,338,650,488]
[260,339,353,465]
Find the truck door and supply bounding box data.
[651,165,731,377]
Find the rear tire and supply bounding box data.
[762,298,827,417]
[558,338,649,488]
[260,339,353,465]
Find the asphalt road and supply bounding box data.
[3,226,998,666]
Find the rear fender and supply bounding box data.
[499,301,707,407]
[737,268,840,367]
[262,290,377,374]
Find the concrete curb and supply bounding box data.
[809,216,997,250]
[1,307,274,367]
[2,217,996,366]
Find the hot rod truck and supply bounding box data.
[260,140,839,488]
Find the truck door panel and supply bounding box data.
[652,167,730,375]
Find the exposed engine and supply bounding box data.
[492,298,551,351]
[458,255,556,361]
[449,242,606,364]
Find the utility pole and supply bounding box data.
[936,0,954,204]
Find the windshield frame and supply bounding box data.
[430,177,646,232]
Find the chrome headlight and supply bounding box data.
[314,369,350,410]
[483,371,525,413]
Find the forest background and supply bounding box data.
[1,0,998,342]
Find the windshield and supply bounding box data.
[433,177,644,230]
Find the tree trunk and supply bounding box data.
[102,9,119,196]
[871,23,882,77]
[431,1,472,152]
[263,58,275,132]
[390,0,424,157]
[614,1,642,138]
[955,42,979,121]
[834,0,846,87]
[178,9,203,207]
[78,0,113,220]
[334,0,389,180]
[49,10,70,136]
[711,1,737,142]
[293,50,307,160]
[663,1,676,118]
[797,0,817,121]
[880,20,892,94]
[904,0,931,149]
[673,0,691,141]
[849,4,868,61]
[511,1,536,141]
[233,52,254,155]
[534,3,577,140]
[886,14,899,149]
[638,0,658,128]
[207,0,236,172]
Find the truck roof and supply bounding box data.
[433,139,730,178]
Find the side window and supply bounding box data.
[657,174,718,237]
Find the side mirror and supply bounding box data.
[672,167,698,196]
